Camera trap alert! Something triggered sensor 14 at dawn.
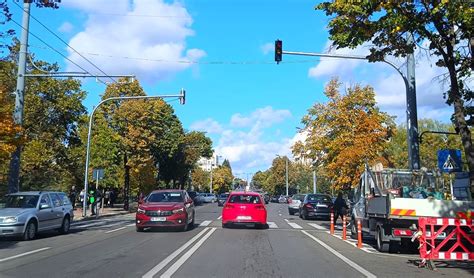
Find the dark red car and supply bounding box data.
[135,189,195,232]
[221,191,267,229]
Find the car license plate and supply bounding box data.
[151,217,166,222]
[316,204,328,208]
[237,216,251,220]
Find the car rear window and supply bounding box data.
[307,195,331,203]
[228,194,262,204]
[219,194,229,198]
[147,192,183,203]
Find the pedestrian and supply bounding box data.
[333,192,349,225]
[89,186,97,215]
[79,189,85,207]
[68,186,77,210]
[109,189,115,208]
[104,188,111,207]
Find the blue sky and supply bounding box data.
[7,0,454,179]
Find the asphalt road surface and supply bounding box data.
[1,203,473,278]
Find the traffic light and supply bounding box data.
[275,40,282,64]
[179,88,186,105]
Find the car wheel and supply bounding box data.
[59,216,70,234]
[181,219,189,232]
[23,221,37,241]
[302,210,307,220]
[222,223,227,228]
[136,226,144,232]
[288,209,294,216]
[190,214,195,229]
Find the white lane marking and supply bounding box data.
[284,219,289,222]
[142,228,210,278]
[105,227,127,234]
[71,219,104,226]
[268,222,278,229]
[217,215,222,220]
[199,220,212,227]
[278,214,282,216]
[126,223,136,227]
[287,222,302,229]
[74,221,106,228]
[0,247,51,263]
[302,231,376,278]
[160,228,216,278]
[326,231,372,253]
[102,221,130,228]
[308,223,327,230]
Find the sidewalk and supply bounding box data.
[73,204,133,222]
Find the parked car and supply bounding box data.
[278,195,288,203]
[135,189,195,232]
[217,193,229,206]
[0,191,74,240]
[222,191,267,229]
[263,194,270,204]
[270,195,280,203]
[200,193,217,203]
[299,194,333,220]
[187,191,203,206]
[288,194,306,215]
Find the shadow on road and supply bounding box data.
[407,259,474,275]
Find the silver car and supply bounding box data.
[0,191,74,240]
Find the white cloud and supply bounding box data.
[192,107,295,174]
[260,42,273,55]
[230,106,292,128]
[58,22,74,33]
[308,40,455,123]
[63,0,205,83]
[190,118,223,134]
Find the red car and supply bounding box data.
[135,189,195,232]
[221,191,267,228]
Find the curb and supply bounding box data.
[73,211,133,223]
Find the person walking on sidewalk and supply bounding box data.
[69,186,77,210]
[333,192,349,225]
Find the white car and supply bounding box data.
[200,193,217,203]
[288,194,306,215]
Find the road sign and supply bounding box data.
[92,168,104,180]
[437,149,462,173]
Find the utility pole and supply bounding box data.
[313,170,317,194]
[7,1,31,193]
[285,157,289,196]
[406,33,420,169]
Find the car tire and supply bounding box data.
[181,219,188,232]
[59,216,70,234]
[190,214,195,229]
[302,210,307,220]
[288,209,294,216]
[23,220,37,241]
[136,226,144,232]
[222,223,227,229]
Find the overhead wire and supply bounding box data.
[12,1,117,84]
[9,17,110,86]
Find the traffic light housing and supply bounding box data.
[179,88,186,105]
[275,40,282,64]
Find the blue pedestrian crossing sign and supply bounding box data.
[437,149,462,173]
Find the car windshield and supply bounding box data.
[4,195,39,209]
[147,192,183,203]
[219,194,228,198]
[228,194,261,204]
[307,195,331,203]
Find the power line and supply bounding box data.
[9,17,109,86]
[12,1,116,84]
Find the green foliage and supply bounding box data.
[191,167,210,192]
[212,166,233,193]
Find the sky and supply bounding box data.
[7,0,456,180]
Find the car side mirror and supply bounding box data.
[138,198,144,205]
[40,204,50,209]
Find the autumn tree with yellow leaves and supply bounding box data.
[0,88,20,165]
[293,78,395,190]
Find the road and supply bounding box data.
[1,203,472,278]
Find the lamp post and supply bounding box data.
[82,90,186,217]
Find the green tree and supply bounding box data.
[294,78,394,190]
[191,167,209,191]
[212,166,233,193]
[316,0,474,193]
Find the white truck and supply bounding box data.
[350,166,473,252]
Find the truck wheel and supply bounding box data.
[376,227,389,252]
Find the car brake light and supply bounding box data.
[393,229,413,237]
[255,205,265,210]
[224,204,234,209]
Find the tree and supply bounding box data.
[212,166,233,193]
[222,159,232,172]
[0,87,20,165]
[316,0,474,194]
[294,78,394,190]
[191,167,209,191]
[252,170,270,192]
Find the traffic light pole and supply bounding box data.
[82,90,186,217]
[280,49,420,170]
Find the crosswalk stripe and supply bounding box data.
[287,222,302,229]
[199,220,212,227]
[267,222,278,228]
[74,221,106,228]
[307,223,327,230]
